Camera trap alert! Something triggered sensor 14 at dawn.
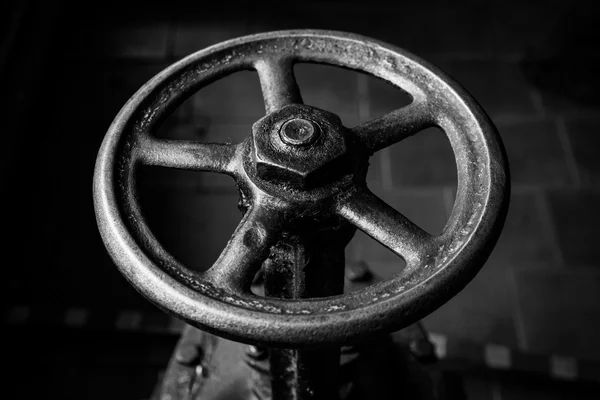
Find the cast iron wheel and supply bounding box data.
[93,30,509,348]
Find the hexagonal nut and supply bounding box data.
[251,105,348,189]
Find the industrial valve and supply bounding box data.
[93,30,509,400]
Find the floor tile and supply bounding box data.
[514,267,600,360]
[484,190,559,267]
[564,118,600,187]
[423,265,519,347]
[496,118,571,187]
[499,377,598,400]
[138,189,242,273]
[190,70,265,123]
[546,190,600,266]
[429,58,537,120]
[489,1,566,57]
[388,127,458,187]
[401,3,496,56]
[517,4,600,115]
[538,90,600,119]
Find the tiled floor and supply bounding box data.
[4,0,600,399]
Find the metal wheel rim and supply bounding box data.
[93,30,509,347]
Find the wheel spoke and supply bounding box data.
[203,201,285,292]
[337,188,432,265]
[350,101,434,153]
[255,57,303,114]
[137,136,238,174]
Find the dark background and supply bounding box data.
[2,0,600,398]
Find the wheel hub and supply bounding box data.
[249,104,350,191]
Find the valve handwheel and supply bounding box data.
[93,30,509,347]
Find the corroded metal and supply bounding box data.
[152,263,440,400]
[93,30,509,350]
[261,231,350,400]
[252,104,347,189]
[157,326,220,400]
[153,323,440,400]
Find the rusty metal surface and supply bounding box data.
[154,257,439,400]
[153,325,441,400]
[252,105,347,189]
[93,30,510,348]
[154,326,254,400]
[262,232,349,399]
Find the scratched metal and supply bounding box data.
[93,30,510,348]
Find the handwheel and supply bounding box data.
[93,30,509,348]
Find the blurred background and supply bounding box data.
[2,0,599,398]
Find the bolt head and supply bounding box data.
[279,118,320,146]
[250,105,348,189]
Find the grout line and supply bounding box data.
[509,268,529,351]
[379,148,394,191]
[534,189,565,266]
[555,116,582,188]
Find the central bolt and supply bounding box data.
[279,118,320,146]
